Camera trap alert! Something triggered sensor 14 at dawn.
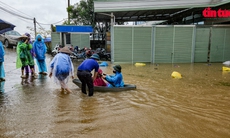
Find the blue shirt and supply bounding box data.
[105,72,124,87]
[78,58,99,72]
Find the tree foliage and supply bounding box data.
[67,0,94,26]
[67,0,114,42]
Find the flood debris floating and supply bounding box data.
[223,61,230,66]
[222,66,230,71]
[99,61,108,67]
[171,71,182,79]
[135,63,146,66]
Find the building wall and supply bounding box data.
[71,34,90,48]
[194,27,210,62]
[51,32,90,50]
[112,25,230,63]
[51,32,60,50]
[210,28,230,62]
[113,26,152,62]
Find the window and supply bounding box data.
[66,33,71,44]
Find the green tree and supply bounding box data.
[67,0,94,26]
[67,0,114,47]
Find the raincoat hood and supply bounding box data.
[35,34,44,42]
[32,34,47,60]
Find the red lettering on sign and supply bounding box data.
[203,7,217,18]
[203,7,230,18]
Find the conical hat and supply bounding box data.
[59,46,72,54]
[18,34,28,39]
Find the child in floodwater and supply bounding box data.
[49,46,74,93]
[93,68,108,86]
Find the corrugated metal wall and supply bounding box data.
[154,26,194,63]
[71,34,81,47]
[114,27,132,62]
[112,25,230,63]
[51,32,60,50]
[194,27,210,62]
[210,27,230,62]
[51,33,90,50]
[224,29,230,61]
[133,27,152,62]
[71,34,90,48]
[210,28,226,62]
[173,26,194,63]
[113,26,152,62]
[154,26,174,63]
[153,26,195,63]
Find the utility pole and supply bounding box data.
[33,18,36,38]
[68,0,70,24]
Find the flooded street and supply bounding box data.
[0,48,230,138]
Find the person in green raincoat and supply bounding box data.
[16,34,37,78]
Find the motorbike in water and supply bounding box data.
[51,45,87,61]
[51,44,63,57]
[71,47,111,61]
[70,46,87,60]
[95,48,111,61]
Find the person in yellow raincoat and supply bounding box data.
[16,34,37,78]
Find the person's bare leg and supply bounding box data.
[31,68,35,75]
[30,68,38,78]
[65,87,72,94]
[21,69,26,78]
[60,87,65,93]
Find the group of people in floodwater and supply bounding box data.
[0,33,124,96]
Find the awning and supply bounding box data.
[0,19,15,34]
[94,0,230,23]
[56,25,93,33]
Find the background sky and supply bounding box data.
[0,0,80,37]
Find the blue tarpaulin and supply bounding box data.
[0,19,15,34]
[56,25,93,33]
[44,37,51,42]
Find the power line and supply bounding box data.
[37,18,67,25]
[0,2,68,30]
[19,18,33,24]
[0,6,33,20]
[36,21,46,30]
[0,1,33,18]
[0,4,66,27]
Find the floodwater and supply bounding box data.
[0,48,230,138]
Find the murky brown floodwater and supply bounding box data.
[0,48,230,138]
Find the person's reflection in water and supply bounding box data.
[0,81,5,92]
[21,76,35,85]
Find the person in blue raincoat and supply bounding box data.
[103,65,124,87]
[0,42,5,81]
[49,46,74,94]
[33,34,48,75]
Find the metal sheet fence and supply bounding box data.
[112,25,230,63]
